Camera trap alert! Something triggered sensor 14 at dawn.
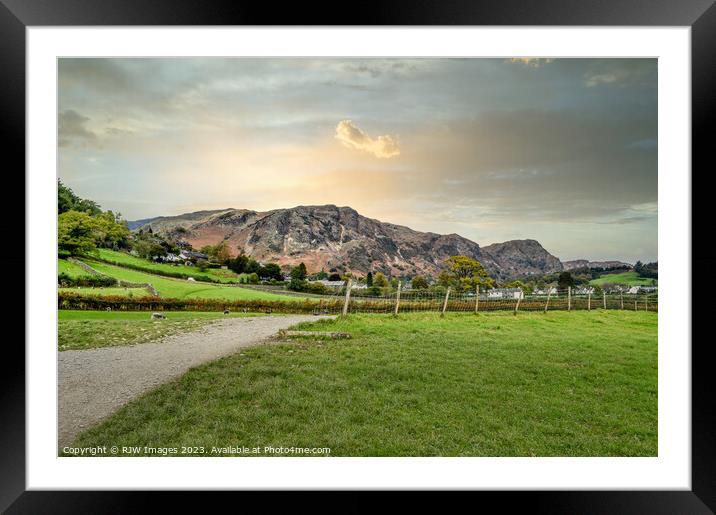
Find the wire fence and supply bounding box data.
[310,287,658,315]
[58,287,658,315]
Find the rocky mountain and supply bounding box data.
[562,259,632,271]
[131,205,563,280]
[482,239,564,278]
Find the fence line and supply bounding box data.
[58,288,658,315]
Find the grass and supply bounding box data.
[590,271,657,287]
[70,311,657,456]
[80,259,306,302]
[94,249,244,283]
[58,258,91,278]
[58,309,263,350]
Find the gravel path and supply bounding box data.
[58,315,333,449]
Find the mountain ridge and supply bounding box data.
[131,204,564,280]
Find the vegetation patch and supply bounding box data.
[58,310,261,350]
[590,271,657,287]
[70,311,657,456]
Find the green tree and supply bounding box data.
[291,262,308,281]
[58,179,101,216]
[373,272,389,288]
[411,275,429,289]
[557,271,575,289]
[94,211,130,249]
[438,256,495,292]
[58,210,100,255]
[259,263,283,281]
[366,271,373,287]
[228,254,249,274]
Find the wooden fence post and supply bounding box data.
[587,292,591,311]
[342,279,352,316]
[568,287,571,311]
[544,289,552,313]
[441,287,451,317]
[645,295,648,312]
[514,293,521,315]
[634,298,637,311]
[475,285,479,314]
[394,281,402,316]
[603,291,607,310]
[620,292,624,310]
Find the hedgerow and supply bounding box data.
[58,273,118,288]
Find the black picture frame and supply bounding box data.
[4,0,713,512]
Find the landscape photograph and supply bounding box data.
[57,57,658,457]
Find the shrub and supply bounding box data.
[58,273,117,288]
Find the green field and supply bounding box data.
[58,310,265,350]
[80,260,304,302]
[94,249,243,283]
[590,271,657,287]
[58,259,91,278]
[70,311,657,456]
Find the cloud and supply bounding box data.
[58,109,98,147]
[583,61,656,88]
[506,58,554,67]
[334,120,400,159]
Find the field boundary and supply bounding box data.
[59,289,658,314]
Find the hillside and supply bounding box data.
[131,205,563,280]
[563,259,632,271]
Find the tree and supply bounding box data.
[438,256,495,292]
[390,277,400,288]
[259,263,283,281]
[58,179,101,216]
[228,254,249,274]
[94,211,130,249]
[373,272,389,288]
[328,273,341,281]
[58,210,100,255]
[196,259,209,272]
[291,262,308,281]
[133,238,167,260]
[366,271,373,287]
[557,271,575,289]
[411,275,429,289]
[502,279,531,294]
[213,241,232,264]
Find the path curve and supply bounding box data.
[58,315,333,449]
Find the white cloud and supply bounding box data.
[506,58,554,67]
[334,120,400,159]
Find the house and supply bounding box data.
[487,288,524,299]
[533,287,558,295]
[573,287,595,295]
[309,279,367,290]
[628,285,658,294]
[179,250,209,264]
[160,253,184,263]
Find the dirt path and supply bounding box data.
[58,315,332,449]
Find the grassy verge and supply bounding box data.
[70,311,657,456]
[58,310,263,351]
[58,258,91,278]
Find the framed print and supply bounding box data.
[4,0,715,512]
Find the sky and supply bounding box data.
[58,58,657,263]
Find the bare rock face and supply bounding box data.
[132,205,562,279]
[481,239,564,279]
